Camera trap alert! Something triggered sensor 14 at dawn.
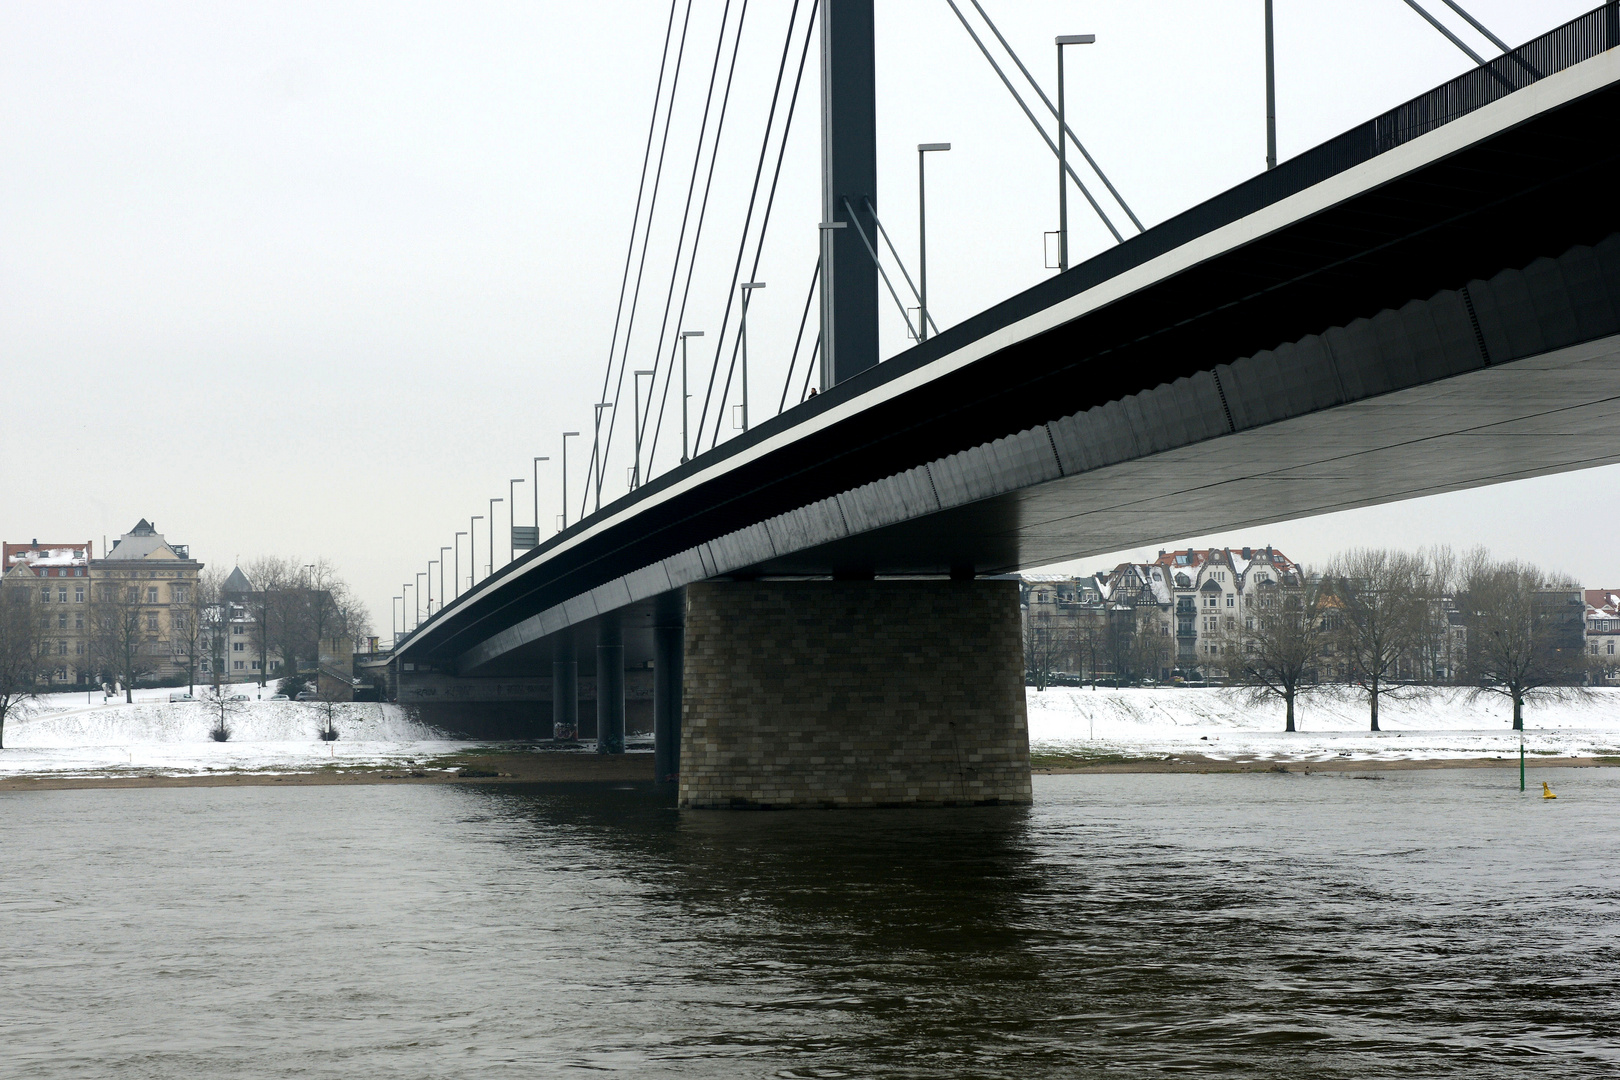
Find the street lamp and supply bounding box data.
[532,457,549,540]
[738,282,766,432]
[508,478,525,563]
[1265,0,1277,170]
[1055,33,1095,272]
[632,370,654,488]
[679,331,704,463]
[393,595,402,647]
[454,531,467,597]
[560,432,579,530]
[917,143,951,342]
[469,515,484,588]
[403,582,413,631]
[488,498,502,578]
[439,547,449,607]
[428,560,438,615]
[416,573,426,625]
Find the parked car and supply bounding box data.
[168,692,194,703]
[230,694,251,702]
[268,694,289,701]
[295,691,318,701]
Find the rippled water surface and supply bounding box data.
[4,770,1617,1078]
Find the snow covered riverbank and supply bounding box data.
[1027,685,1620,763]
[0,688,477,778]
[4,684,1618,781]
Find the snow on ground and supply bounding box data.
[1027,685,1620,762]
[1,690,478,778]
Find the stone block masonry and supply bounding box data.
[679,580,1032,808]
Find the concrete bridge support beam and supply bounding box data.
[679,580,1031,809]
[653,592,685,784]
[553,631,578,741]
[596,614,625,754]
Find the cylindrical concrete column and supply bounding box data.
[596,614,624,754]
[552,631,578,741]
[653,591,685,783]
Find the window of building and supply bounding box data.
[147,587,159,603]
[1593,642,1601,655]
[55,668,66,680]
[233,642,244,652]
[57,641,67,656]
[1609,641,1616,655]
[57,613,67,629]
[75,642,84,656]
[75,586,84,603]
[251,660,261,670]
[234,660,245,670]
[173,585,190,604]
[234,624,244,636]
[40,587,50,603]
[1246,617,1255,630]
[58,588,67,603]
[269,660,282,672]
[146,612,159,631]
[1225,595,1235,607]
[201,660,211,673]
[74,614,83,629]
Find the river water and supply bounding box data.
[3,770,1616,1078]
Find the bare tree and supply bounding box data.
[1325,549,1432,731]
[172,568,221,694]
[1459,557,1590,730]
[1024,611,1066,690]
[90,579,155,703]
[0,582,50,749]
[1220,572,1327,732]
[1121,605,1172,684]
[200,683,244,741]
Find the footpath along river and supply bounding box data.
[3,769,1617,1078]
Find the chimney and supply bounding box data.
[1241,547,1252,559]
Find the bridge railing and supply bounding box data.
[1374,2,1620,152]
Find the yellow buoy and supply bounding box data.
[1541,781,1557,800]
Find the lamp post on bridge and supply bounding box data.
[392,595,402,648]
[560,432,579,530]
[917,142,950,342]
[402,583,412,632]
[679,331,703,463]
[427,560,437,616]
[739,283,766,432]
[508,478,525,563]
[1055,33,1095,272]
[487,498,502,579]
[439,548,449,608]
[1265,0,1277,170]
[532,457,549,539]
[469,515,484,588]
[416,573,425,627]
[454,532,467,598]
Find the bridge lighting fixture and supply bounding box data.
[416,573,426,626]
[917,143,951,342]
[1055,33,1095,272]
[428,560,438,615]
[392,595,402,648]
[560,433,579,531]
[591,403,614,513]
[739,283,766,433]
[454,531,467,598]
[508,479,525,564]
[488,498,503,579]
[439,547,450,609]
[532,458,549,542]
[470,515,484,588]
[679,332,704,463]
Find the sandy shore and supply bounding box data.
[0,750,656,792]
[3,749,1615,791]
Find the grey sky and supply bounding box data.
[1,1,1606,634]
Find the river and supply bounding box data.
[3,769,1616,1077]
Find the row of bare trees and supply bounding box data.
[1226,547,1590,732]
[167,557,372,693]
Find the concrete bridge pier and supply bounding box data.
[552,631,578,741]
[596,613,625,754]
[653,591,685,783]
[678,579,1032,809]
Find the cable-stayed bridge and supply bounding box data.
[394,3,1620,808]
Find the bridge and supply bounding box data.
[395,3,1620,809]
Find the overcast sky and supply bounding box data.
[1,0,1607,634]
